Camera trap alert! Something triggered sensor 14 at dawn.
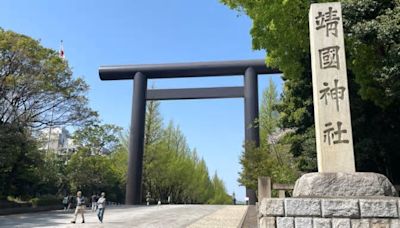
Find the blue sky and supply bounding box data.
[1,0,283,201]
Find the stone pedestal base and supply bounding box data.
[258,197,400,228]
[293,172,397,197]
[258,172,399,227]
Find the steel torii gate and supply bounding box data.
[99,59,280,205]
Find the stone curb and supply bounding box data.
[237,205,249,228]
[0,205,63,215]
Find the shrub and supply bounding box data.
[30,195,61,207]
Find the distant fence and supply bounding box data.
[257,177,294,202]
[272,183,295,198]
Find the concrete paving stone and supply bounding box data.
[0,205,243,228]
[188,205,248,228]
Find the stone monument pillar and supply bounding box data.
[309,2,355,173]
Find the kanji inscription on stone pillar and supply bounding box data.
[309,2,355,172]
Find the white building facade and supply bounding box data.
[39,127,76,155]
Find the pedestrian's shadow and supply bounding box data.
[0,210,84,227]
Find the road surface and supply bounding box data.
[0,205,248,228]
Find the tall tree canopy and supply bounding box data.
[0,28,96,199]
[0,28,96,129]
[221,0,400,182]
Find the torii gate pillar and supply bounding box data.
[126,72,147,204]
[244,67,259,205]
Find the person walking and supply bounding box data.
[91,193,98,212]
[146,192,151,206]
[67,194,73,211]
[71,191,85,224]
[62,195,69,211]
[96,192,106,223]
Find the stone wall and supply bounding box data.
[258,197,400,228]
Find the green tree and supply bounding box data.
[189,154,213,203]
[72,123,122,155]
[0,124,42,198]
[145,96,163,145]
[208,172,232,204]
[63,122,124,201]
[66,150,122,201]
[238,80,299,193]
[238,143,271,191]
[259,78,279,146]
[142,99,167,201]
[109,144,128,196]
[343,1,400,108]
[35,152,69,196]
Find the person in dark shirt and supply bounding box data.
[91,193,98,211]
[67,194,73,211]
[62,195,69,211]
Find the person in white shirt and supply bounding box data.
[97,192,106,223]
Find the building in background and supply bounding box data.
[39,127,76,156]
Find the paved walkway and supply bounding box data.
[188,205,248,228]
[0,205,248,228]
